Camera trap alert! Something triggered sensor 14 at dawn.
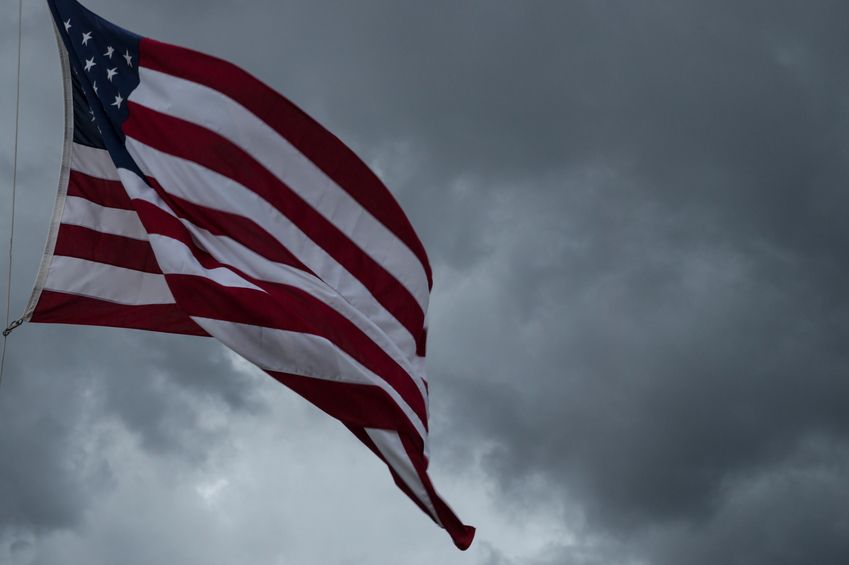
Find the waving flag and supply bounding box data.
[28,0,474,549]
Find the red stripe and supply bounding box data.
[132,199,269,277]
[167,274,428,427]
[68,170,133,210]
[143,177,311,274]
[346,425,474,550]
[270,372,423,452]
[30,290,207,336]
[398,433,476,550]
[130,199,428,425]
[347,426,437,518]
[54,224,161,274]
[123,103,426,349]
[139,37,433,289]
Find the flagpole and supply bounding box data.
[0,0,25,390]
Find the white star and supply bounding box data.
[93,81,99,95]
[82,31,92,46]
[64,19,71,33]
[106,67,118,82]
[104,46,115,59]
[84,57,96,72]
[123,50,133,68]
[111,93,124,109]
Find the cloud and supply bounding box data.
[1,1,848,564]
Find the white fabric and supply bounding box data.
[132,67,430,313]
[45,256,173,305]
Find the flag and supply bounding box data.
[27,0,474,549]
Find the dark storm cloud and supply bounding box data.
[2,0,849,563]
[0,326,263,537]
[639,439,849,565]
[237,0,849,562]
[0,341,105,535]
[408,2,849,564]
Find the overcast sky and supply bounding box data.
[2,1,849,564]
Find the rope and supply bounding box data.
[1,0,24,390]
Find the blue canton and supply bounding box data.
[48,0,143,172]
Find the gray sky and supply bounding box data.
[2,1,849,563]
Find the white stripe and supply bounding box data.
[187,225,430,397]
[366,428,441,524]
[119,168,428,399]
[194,317,428,441]
[131,67,430,313]
[62,196,148,240]
[119,145,422,369]
[147,233,265,293]
[70,143,120,181]
[117,170,264,295]
[44,256,173,305]
[113,172,427,440]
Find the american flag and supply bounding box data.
[27,0,474,549]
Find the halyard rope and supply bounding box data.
[1,0,25,390]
